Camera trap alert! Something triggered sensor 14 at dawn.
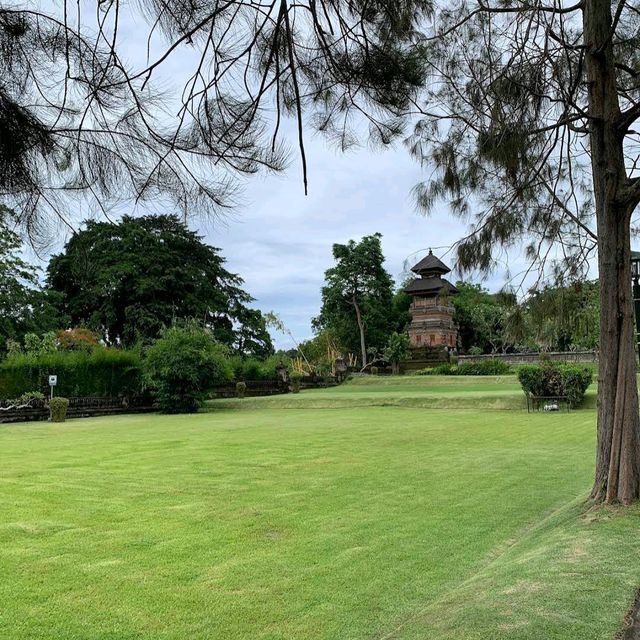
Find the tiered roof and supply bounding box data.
[405,250,458,297]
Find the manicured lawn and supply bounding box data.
[1,379,638,639]
[208,374,597,410]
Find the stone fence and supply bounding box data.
[0,396,154,424]
[457,351,598,365]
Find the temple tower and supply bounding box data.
[404,250,459,349]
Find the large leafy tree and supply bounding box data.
[0,208,64,353]
[47,214,273,354]
[409,0,640,504]
[314,234,395,367]
[524,281,600,351]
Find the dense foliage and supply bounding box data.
[417,359,512,376]
[0,210,65,355]
[144,324,232,413]
[229,355,287,382]
[518,362,593,408]
[0,348,144,399]
[453,280,600,354]
[383,332,411,375]
[49,397,69,423]
[313,234,398,367]
[47,215,273,355]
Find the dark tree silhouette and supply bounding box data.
[0,1,428,243]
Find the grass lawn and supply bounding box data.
[1,377,638,639]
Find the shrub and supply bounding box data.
[559,365,593,407]
[456,359,512,375]
[236,381,247,399]
[468,346,483,355]
[16,391,45,404]
[49,397,69,422]
[383,332,410,374]
[289,371,303,393]
[370,365,379,375]
[415,359,510,376]
[145,324,232,413]
[415,364,456,375]
[516,365,547,396]
[517,362,593,407]
[229,355,286,381]
[0,348,144,399]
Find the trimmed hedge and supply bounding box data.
[416,359,512,376]
[49,397,69,422]
[517,362,593,407]
[0,348,144,399]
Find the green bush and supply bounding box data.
[229,355,286,381]
[516,365,547,396]
[517,362,593,407]
[17,391,45,403]
[415,364,456,375]
[289,371,303,393]
[456,359,512,375]
[236,381,247,399]
[145,324,232,413]
[49,397,69,422]
[416,359,511,376]
[559,365,593,407]
[0,348,143,399]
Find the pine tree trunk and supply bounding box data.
[352,295,367,368]
[585,0,640,504]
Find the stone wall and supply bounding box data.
[458,351,598,365]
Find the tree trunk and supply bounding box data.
[585,0,640,504]
[352,295,367,368]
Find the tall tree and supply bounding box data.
[47,214,273,354]
[0,2,428,242]
[0,208,64,353]
[410,0,640,504]
[314,234,395,367]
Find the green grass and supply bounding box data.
[207,374,597,411]
[0,377,637,639]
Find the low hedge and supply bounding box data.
[416,359,512,376]
[517,362,593,407]
[0,348,144,399]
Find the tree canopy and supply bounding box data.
[0,1,429,243]
[0,208,65,354]
[46,214,273,355]
[314,234,396,367]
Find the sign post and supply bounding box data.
[48,375,57,400]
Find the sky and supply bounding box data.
[34,2,561,349]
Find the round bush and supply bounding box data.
[145,324,232,413]
[236,381,247,399]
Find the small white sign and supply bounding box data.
[48,375,58,387]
